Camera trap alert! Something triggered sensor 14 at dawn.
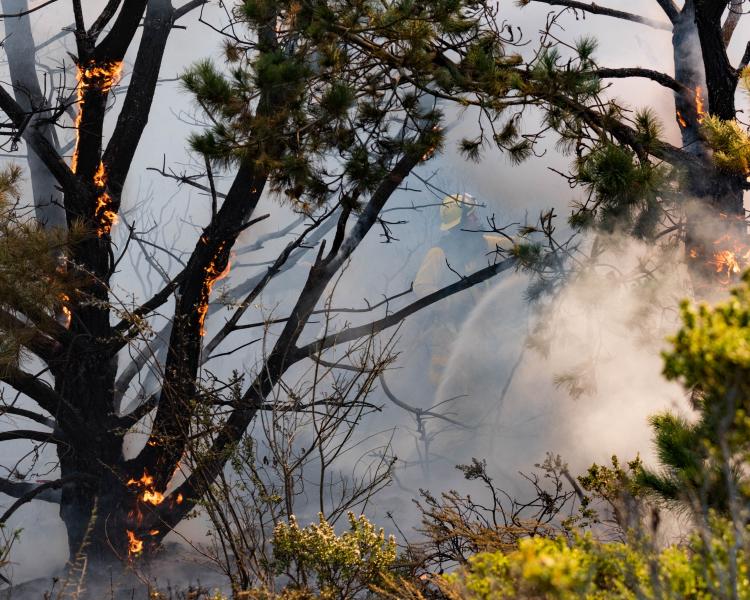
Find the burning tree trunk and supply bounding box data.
[684,1,746,290]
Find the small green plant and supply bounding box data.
[271,513,396,599]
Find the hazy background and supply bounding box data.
[1,0,747,587]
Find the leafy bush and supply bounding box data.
[270,513,397,599]
[442,526,749,599]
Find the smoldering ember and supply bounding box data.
[3,0,750,598]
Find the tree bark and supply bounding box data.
[1,0,66,228]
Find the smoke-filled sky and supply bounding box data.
[2,0,750,589]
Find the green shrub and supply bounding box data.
[442,526,749,599]
[271,513,397,599]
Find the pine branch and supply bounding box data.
[0,308,63,362]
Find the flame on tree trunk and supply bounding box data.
[670,7,747,293]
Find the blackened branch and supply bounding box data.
[294,257,517,360]
[525,0,672,31]
[593,67,684,93]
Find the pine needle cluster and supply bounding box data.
[180,0,531,212]
[0,166,77,369]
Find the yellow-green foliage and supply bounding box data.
[0,166,76,368]
[271,513,397,599]
[624,271,750,510]
[442,529,749,599]
[663,274,750,400]
[700,115,750,176]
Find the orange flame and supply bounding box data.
[197,242,231,336]
[676,110,687,129]
[59,293,72,328]
[176,493,184,504]
[71,61,123,174]
[70,62,122,237]
[142,489,165,505]
[690,225,750,285]
[127,472,153,487]
[695,86,707,124]
[127,470,165,506]
[127,530,143,555]
[712,249,743,284]
[421,146,437,162]
[92,161,117,237]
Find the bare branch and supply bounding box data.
[88,0,122,42]
[593,67,684,93]
[0,406,56,429]
[113,328,169,404]
[0,84,88,200]
[525,0,672,31]
[379,374,469,428]
[0,366,64,417]
[0,0,59,18]
[146,163,227,198]
[0,428,59,444]
[174,0,207,20]
[0,477,60,503]
[654,0,680,23]
[294,257,517,360]
[109,270,185,349]
[0,475,93,522]
[203,209,339,358]
[116,394,157,428]
[1,0,66,227]
[723,0,743,46]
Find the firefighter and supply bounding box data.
[413,193,490,386]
